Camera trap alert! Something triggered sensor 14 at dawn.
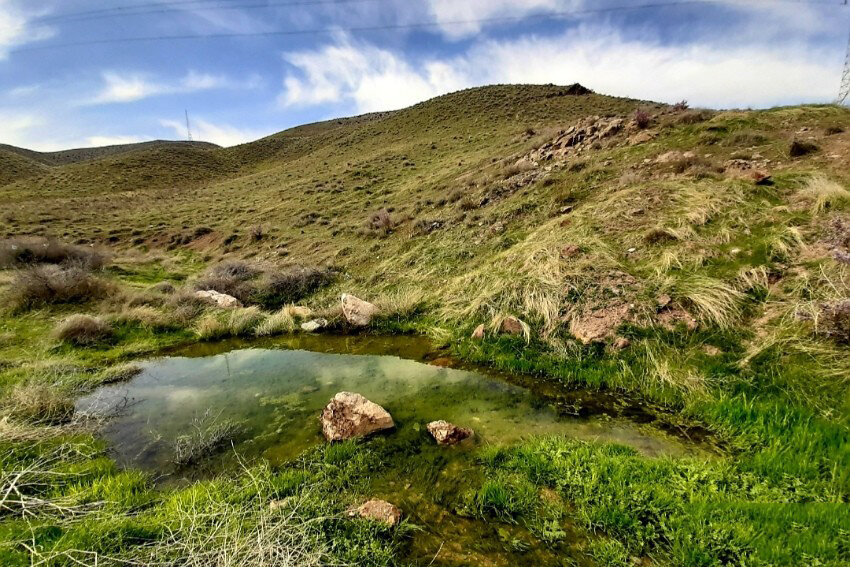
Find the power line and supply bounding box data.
[15,0,847,54]
[37,0,385,25]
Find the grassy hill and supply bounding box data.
[1,84,849,566]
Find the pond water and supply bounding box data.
[77,334,702,565]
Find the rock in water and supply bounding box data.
[427,420,473,445]
[341,294,379,327]
[349,499,402,526]
[321,392,394,441]
[195,290,242,309]
[301,318,328,332]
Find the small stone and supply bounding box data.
[612,337,631,350]
[471,324,485,340]
[301,318,328,332]
[499,316,525,336]
[349,499,402,526]
[427,420,473,445]
[656,294,672,309]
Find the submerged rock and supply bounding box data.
[341,293,379,327]
[195,289,241,309]
[321,392,394,441]
[348,499,402,526]
[300,318,328,332]
[427,420,473,446]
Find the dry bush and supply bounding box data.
[0,237,106,269]
[633,109,652,129]
[825,125,844,136]
[195,314,228,341]
[256,267,336,309]
[6,265,111,311]
[228,306,264,335]
[672,100,689,111]
[150,281,176,294]
[3,382,76,425]
[168,289,210,324]
[672,275,744,328]
[367,209,394,234]
[172,410,242,466]
[789,139,819,157]
[53,314,113,346]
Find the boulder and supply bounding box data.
[471,324,485,340]
[195,290,242,309]
[427,420,473,446]
[341,294,379,327]
[301,318,328,332]
[499,316,525,336]
[348,499,402,526]
[320,392,394,442]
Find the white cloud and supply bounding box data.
[278,28,838,113]
[159,117,268,147]
[427,0,579,39]
[0,0,54,59]
[86,135,148,147]
[88,71,249,105]
[279,35,466,112]
[0,108,42,146]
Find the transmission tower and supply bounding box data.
[185,109,193,142]
[841,3,850,104]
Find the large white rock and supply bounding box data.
[195,290,242,309]
[320,392,394,441]
[341,294,378,327]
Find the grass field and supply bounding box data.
[1,84,849,565]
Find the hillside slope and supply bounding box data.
[1,84,850,566]
[0,139,219,166]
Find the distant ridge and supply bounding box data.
[0,140,219,167]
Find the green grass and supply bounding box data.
[1,86,849,565]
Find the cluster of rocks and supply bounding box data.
[523,116,625,166]
[318,391,474,525]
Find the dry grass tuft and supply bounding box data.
[0,236,106,269]
[799,175,850,215]
[53,314,113,346]
[2,382,76,425]
[255,309,296,336]
[673,274,744,328]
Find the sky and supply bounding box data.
[0,0,848,151]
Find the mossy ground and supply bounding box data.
[1,85,849,565]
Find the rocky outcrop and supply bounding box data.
[341,294,378,327]
[427,420,473,445]
[525,116,625,164]
[569,303,632,344]
[300,318,328,332]
[195,289,241,309]
[320,392,394,441]
[348,499,402,526]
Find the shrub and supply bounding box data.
[195,314,228,341]
[150,281,176,294]
[193,261,259,300]
[367,209,394,234]
[249,224,264,242]
[672,100,689,111]
[53,314,113,346]
[789,139,819,157]
[255,267,336,309]
[172,411,242,466]
[633,109,652,129]
[7,265,110,311]
[0,237,106,269]
[825,125,844,136]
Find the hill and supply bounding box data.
[1,84,849,566]
[0,139,219,166]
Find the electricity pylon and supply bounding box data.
[840,3,850,104]
[185,109,193,142]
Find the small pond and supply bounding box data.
[77,334,703,565]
